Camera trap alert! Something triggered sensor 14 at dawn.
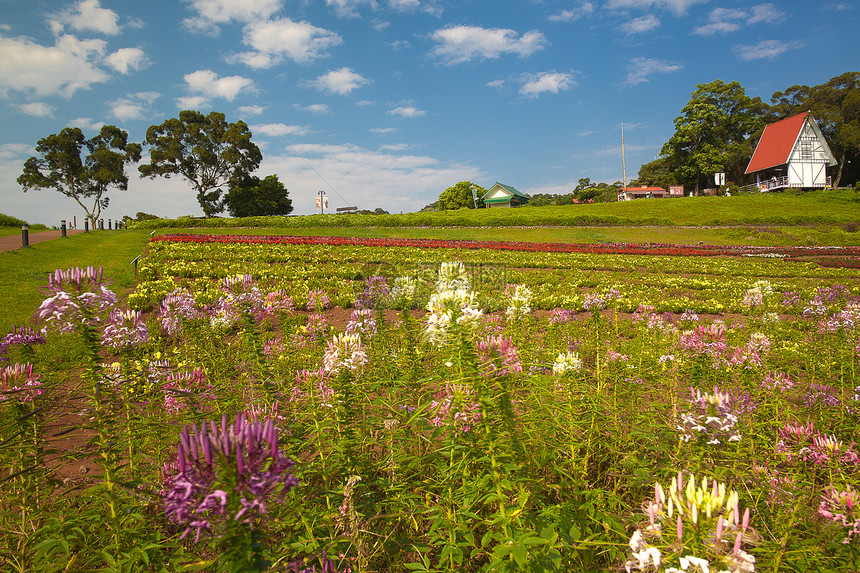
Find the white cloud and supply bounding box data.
[250,123,310,137]
[69,117,106,131]
[486,79,505,89]
[234,17,343,67]
[371,127,397,134]
[388,105,426,118]
[430,25,548,65]
[105,47,150,74]
[238,105,266,116]
[16,102,55,117]
[518,71,577,97]
[0,143,33,161]
[294,103,331,113]
[548,2,594,22]
[183,69,255,101]
[0,33,110,98]
[109,91,160,121]
[734,39,803,60]
[182,0,281,32]
[176,95,210,109]
[388,0,421,10]
[694,5,784,36]
[305,67,371,95]
[623,14,661,34]
[607,0,707,16]
[622,57,682,86]
[326,0,378,18]
[748,4,787,24]
[53,0,121,36]
[261,142,483,213]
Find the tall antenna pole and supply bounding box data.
[621,123,627,189]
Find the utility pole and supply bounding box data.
[621,123,627,189]
[316,190,328,214]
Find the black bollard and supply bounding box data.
[21,225,29,248]
[61,220,67,237]
[85,220,89,233]
[108,219,112,230]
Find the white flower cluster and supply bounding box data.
[389,276,418,306]
[425,288,483,346]
[505,284,533,322]
[436,261,471,291]
[323,333,368,374]
[552,351,582,375]
[424,262,483,346]
[742,280,773,308]
[625,472,756,573]
[678,388,742,445]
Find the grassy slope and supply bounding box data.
[133,189,860,230]
[0,230,151,334]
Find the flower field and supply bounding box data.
[2,233,860,572]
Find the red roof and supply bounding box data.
[621,186,666,193]
[745,111,808,174]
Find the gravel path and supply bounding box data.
[0,229,85,252]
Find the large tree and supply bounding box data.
[139,110,262,218]
[18,125,141,226]
[661,80,768,191]
[224,174,293,217]
[770,72,860,188]
[438,181,486,210]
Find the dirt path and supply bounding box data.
[0,229,85,252]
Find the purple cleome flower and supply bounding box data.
[102,309,149,350]
[476,334,522,377]
[162,413,298,542]
[36,266,118,333]
[819,485,860,545]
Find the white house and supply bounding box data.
[481,182,530,208]
[744,111,837,191]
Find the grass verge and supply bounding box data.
[0,230,151,333]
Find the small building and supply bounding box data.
[617,186,668,201]
[482,182,530,208]
[744,111,837,192]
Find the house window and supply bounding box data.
[801,141,812,160]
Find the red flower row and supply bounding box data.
[150,233,860,260]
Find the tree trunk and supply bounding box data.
[834,151,846,189]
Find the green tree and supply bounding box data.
[18,125,141,227]
[139,110,262,218]
[634,156,677,190]
[662,80,767,191]
[224,174,293,217]
[438,181,486,210]
[771,72,860,188]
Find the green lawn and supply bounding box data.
[0,230,151,333]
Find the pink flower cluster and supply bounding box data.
[162,368,215,414]
[819,485,860,545]
[776,421,860,465]
[1,363,43,403]
[429,382,482,435]
[102,309,149,350]
[476,335,522,377]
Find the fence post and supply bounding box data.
[61,220,67,237]
[21,225,29,248]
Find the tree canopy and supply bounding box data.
[224,174,293,217]
[139,110,262,218]
[639,73,859,191]
[660,80,767,191]
[18,125,141,226]
[438,181,486,210]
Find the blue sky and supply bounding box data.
[1,0,857,224]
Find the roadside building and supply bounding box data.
[617,186,668,201]
[482,182,530,208]
[744,111,837,192]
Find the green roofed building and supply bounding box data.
[482,182,530,208]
